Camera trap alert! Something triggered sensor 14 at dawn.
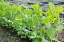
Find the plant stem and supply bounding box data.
[56,33,58,39]
[51,39,52,42]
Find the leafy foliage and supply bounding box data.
[0,0,64,42]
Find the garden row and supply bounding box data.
[0,0,64,42]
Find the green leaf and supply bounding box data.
[34,38,42,42]
[0,10,3,14]
[29,29,37,39]
[13,19,21,26]
[46,10,52,16]
[56,25,64,32]
[54,18,60,26]
[49,2,55,10]
[38,7,43,16]
[47,28,56,40]
[45,23,51,29]
[17,5,22,11]
[17,31,22,35]
[53,18,57,22]
[42,15,53,24]
[55,6,63,13]
[29,36,36,39]
[17,14,22,19]
[11,5,17,14]
[31,4,39,9]
[38,28,44,37]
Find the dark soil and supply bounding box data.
[0,26,32,42]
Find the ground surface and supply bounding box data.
[0,26,32,42]
[0,26,21,42]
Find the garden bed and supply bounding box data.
[0,0,64,42]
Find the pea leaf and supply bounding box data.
[0,10,3,14]
[55,6,63,13]
[17,5,22,11]
[56,25,64,32]
[54,18,60,26]
[34,38,42,42]
[49,2,55,10]
[47,28,56,40]
[31,4,39,9]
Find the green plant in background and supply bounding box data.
[0,0,64,42]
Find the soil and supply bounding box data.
[0,26,32,42]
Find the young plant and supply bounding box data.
[0,0,64,42]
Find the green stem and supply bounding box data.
[51,39,52,42]
[56,33,58,39]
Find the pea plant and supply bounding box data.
[0,0,64,42]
